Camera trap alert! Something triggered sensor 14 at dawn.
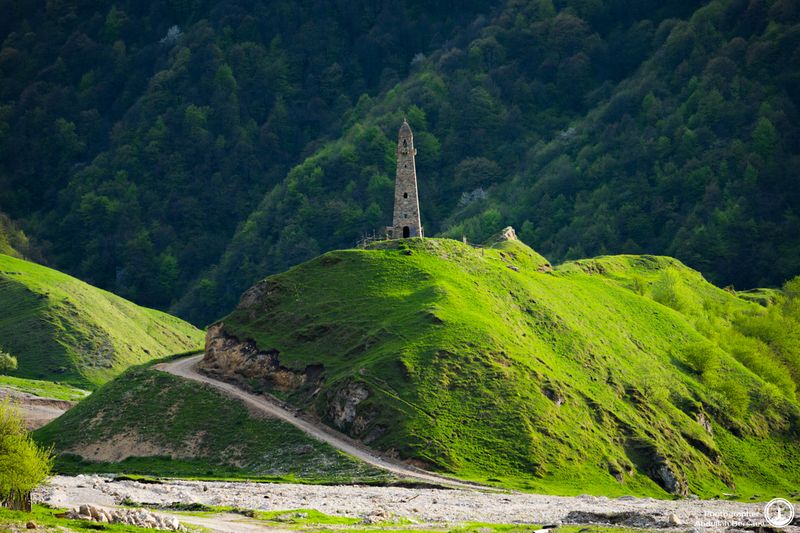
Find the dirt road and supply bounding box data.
[155,355,490,491]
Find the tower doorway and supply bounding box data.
[403,226,411,238]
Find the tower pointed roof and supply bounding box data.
[399,118,412,135]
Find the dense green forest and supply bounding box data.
[1,0,798,325]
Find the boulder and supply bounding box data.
[67,504,186,531]
[328,382,370,429]
[498,226,518,241]
[650,457,688,496]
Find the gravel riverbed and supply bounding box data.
[34,475,799,532]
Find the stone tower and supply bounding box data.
[391,119,423,238]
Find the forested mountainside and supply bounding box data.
[1,0,798,324]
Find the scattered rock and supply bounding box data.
[668,513,681,525]
[89,505,103,521]
[35,474,777,532]
[67,504,186,531]
[25,520,36,529]
[564,510,664,528]
[361,507,390,525]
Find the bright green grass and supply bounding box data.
[215,237,799,498]
[34,365,391,484]
[0,253,203,388]
[0,504,159,532]
[255,508,365,527]
[0,374,89,401]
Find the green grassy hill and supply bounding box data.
[34,363,389,484]
[0,254,203,388]
[203,235,800,498]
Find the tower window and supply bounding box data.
[403,192,408,198]
[403,139,407,147]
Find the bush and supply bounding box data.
[682,341,720,376]
[713,378,751,420]
[651,270,694,314]
[0,401,54,510]
[0,351,17,374]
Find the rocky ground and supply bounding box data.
[34,475,800,532]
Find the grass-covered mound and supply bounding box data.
[34,364,388,484]
[0,254,203,388]
[212,236,800,498]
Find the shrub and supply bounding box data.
[0,401,54,510]
[651,270,694,314]
[682,341,720,376]
[713,377,751,420]
[724,332,796,401]
[0,351,17,374]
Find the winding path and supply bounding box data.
[155,354,493,491]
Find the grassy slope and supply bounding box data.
[34,364,389,484]
[218,237,799,498]
[0,253,203,388]
[0,375,89,401]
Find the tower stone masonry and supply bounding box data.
[390,119,423,239]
